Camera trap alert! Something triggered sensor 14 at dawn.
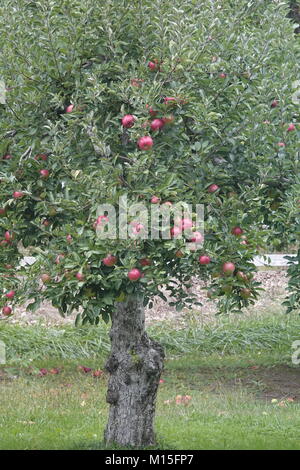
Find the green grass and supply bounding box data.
[0,311,300,450]
[1,311,299,365]
[0,358,300,450]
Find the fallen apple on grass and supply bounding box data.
[93,370,104,378]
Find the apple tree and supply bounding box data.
[0,0,299,447]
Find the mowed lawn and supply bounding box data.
[0,312,300,450]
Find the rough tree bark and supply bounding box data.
[288,1,300,34]
[104,295,165,447]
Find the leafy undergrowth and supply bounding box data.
[1,311,299,365]
[0,311,300,450]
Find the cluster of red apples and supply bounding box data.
[121,101,175,151]
[92,200,249,292]
[0,152,52,317]
[6,65,294,316]
[120,59,190,151]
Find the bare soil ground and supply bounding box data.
[181,365,300,403]
[10,270,288,326]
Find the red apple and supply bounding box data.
[95,215,109,226]
[287,123,296,132]
[39,169,50,179]
[219,73,227,78]
[148,61,157,71]
[93,370,104,377]
[189,231,203,243]
[102,254,118,267]
[207,184,219,193]
[41,273,51,284]
[66,234,73,243]
[199,255,211,265]
[150,119,164,131]
[170,226,182,238]
[231,226,244,236]
[5,290,15,299]
[137,136,153,150]
[43,219,50,227]
[222,262,236,275]
[35,153,48,161]
[4,231,12,241]
[277,142,285,147]
[127,268,142,281]
[66,104,74,113]
[271,100,278,108]
[139,258,151,266]
[3,154,12,160]
[2,306,12,316]
[164,96,176,105]
[151,195,160,204]
[94,216,108,230]
[130,221,144,236]
[49,368,59,375]
[121,114,135,128]
[39,368,48,376]
[13,191,24,199]
[76,272,85,281]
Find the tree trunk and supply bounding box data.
[288,1,300,34]
[104,295,165,447]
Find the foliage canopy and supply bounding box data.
[0,0,299,322]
